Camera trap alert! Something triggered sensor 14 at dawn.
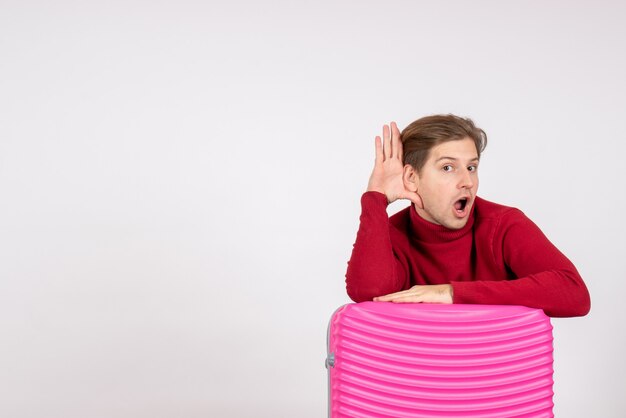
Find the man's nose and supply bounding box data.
[458,169,474,189]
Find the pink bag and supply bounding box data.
[326,302,554,417]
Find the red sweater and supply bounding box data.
[345,192,590,317]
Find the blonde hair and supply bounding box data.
[401,114,487,172]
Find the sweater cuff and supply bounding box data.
[450,281,478,305]
[361,191,389,208]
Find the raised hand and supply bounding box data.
[367,122,423,207]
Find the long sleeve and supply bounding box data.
[345,192,409,302]
[452,209,591,317]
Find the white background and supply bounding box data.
[1,1,624,417]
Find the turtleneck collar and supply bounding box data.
[408,202,476,244]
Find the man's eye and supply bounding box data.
[468,166,477,172]
[443,165,453,172]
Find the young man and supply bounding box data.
[345,114,590,317]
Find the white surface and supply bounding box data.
[0,1,624,417]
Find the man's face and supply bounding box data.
[414,137,479,230]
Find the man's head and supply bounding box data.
[401,114,488,230]
[401,114,487,173]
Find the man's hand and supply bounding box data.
[367,122,423,207]
[373,284,453,304]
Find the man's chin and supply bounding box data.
[419,207,470,230]
[442,218,469,230]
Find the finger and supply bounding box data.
[374,136,383,163]
[374,293,402,302]
[375,287,420,301]
[391,121,402,160]
[392,292,449,304]
[414,193,424,210]
[382,124,391,160]
[402,191,423,209]
[390,296,424,303]
[379,291,424,303]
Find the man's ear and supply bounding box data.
[403,164,419,192]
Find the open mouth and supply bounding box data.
[454,197,470,217]
[454,198,468,211]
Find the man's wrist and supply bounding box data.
[364,190,390,205]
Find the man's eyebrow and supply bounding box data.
[435,156,480,162]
